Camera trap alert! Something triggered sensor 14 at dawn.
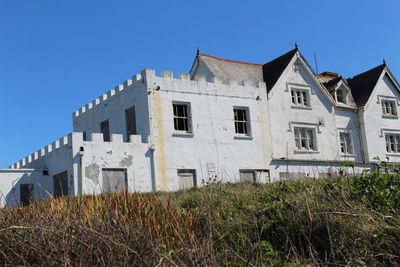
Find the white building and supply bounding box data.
[1,46,399,207]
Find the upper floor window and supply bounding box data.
[381,100,397,116]
[385,134,400,153]
[125,106,137,141]
[336,89,346,104]
[234,107,251,136]
[294,127,316,151]
[339,132,353,154]
[100,120,110,142]
[173,102,192,133]
[291,89,309,107]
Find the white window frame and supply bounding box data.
[233,107,251,137]
[385,133,400,153]
[291,88,310,108]
[339,131,354,155]
[381,99,398,117]
[172,102,192,134]
[294,127,317,151]
[336,89,347,104]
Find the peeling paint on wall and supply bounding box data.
[85,163,100,185]
[119,155,133,167]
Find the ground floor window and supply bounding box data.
[53,171,68,198]
[385,134,400,153]
[102,168,127,193]
[177,169,196,190]
[239,169,270,182]
[294,127,316,151]
[339,132,353,154]
[20,184,34,206]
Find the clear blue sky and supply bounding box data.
[1,0,400,167]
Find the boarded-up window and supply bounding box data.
[102,168,127,193]
[177,169,196,190]
[53,171,68,198]
[100,120,110,142]
[20,184,34,206]
[279,172,307,180]
[239,170,256,182]
[125,106,137,141]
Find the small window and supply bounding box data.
[82,131,87,141]
[336,89,346,104]
[381,100,397,116]
[294,128,316,151]
[125,106,137,141]
[20,184,34,206]
[339,132,353,154]
[385,134,400,153]
[100,120,110,142]
[173,103,192,133]
[291,89,309,107]
[234,107,251,136]
[239,170,256,182]
[177,169,196,190]
[53,171,68,198]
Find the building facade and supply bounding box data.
[1,47,399,207]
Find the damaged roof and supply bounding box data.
[348,64,386,107]
[197,54,263,82]
[262,48,298,92]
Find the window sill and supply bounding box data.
[291,105,312,110]
[294,150,319,154]
[234,135,253,140]
[382,115,398,119]
[172,132,194,137]
[385,153,400,157]
[340,153,356,157]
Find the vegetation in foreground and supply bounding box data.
[0,170,399,266]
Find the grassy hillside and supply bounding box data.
[0,171,399,266]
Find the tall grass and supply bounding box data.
[0,172,399,266]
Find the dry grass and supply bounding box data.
[0,174,399,266]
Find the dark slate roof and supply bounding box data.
[347,64,386,107]
[262,48,298,92]
[323,76,342,89]
[197,54,263,82]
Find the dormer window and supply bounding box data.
[381,100,397,116]
[336,89,346,104]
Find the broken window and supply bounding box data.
[385,134,400,153]
[291,89,309,107]
[234,107,250,136]
[100,120,110,142]
[20,184,34,206]
[53,171,68,198]
[339,132,353,154]
[381,100,397,116]
[177,169,196,190]
[102,168,128,193]
[294,128,316,151]
[173,103,192,133]
[125,106,137,141]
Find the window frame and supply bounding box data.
[290,88,310,108]
[294,127,317,152]
[339,131,354,155]
[381,99,398,117]
[172,102,193,134]
[385,133,400,153]
[336,89,347,104]
[233,106,251,137]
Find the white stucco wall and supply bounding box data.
[361,72,400,162]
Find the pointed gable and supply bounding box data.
[262,48,297,92]
[348,64,386,107]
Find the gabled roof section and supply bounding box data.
[195,53,263,82]
[348,64,386,107]
[262,48,298,92]
[323,76,343,90]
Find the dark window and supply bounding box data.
[53,171,68,198]
[336,89,346,104]
[173,103,191,132]
[125,106,137,141]
[102,168,127,193]
[82,131,87,141]
[100,120,110,142]
[234,108,250,135]
[177,169,196,189]
[20,184,34,206]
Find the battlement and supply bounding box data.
[73,68,266,119]
[10,132,147,169]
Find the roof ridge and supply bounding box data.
[351,63,385,80]
[198,53,263,66]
